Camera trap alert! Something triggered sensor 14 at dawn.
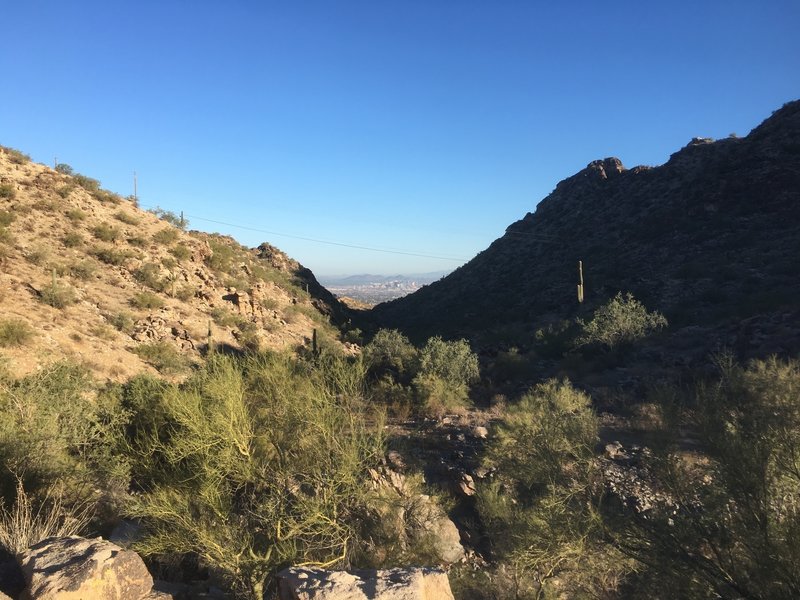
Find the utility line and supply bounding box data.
[139,204,470,262]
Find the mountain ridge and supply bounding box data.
[369,100,800,358]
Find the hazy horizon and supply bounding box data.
[2,1,797,275]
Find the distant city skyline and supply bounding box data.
[2,1,798,275]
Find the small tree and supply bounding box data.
[477,379,625,598]
[577,292,667,349]
[362,329,419,383]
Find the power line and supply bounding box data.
[139,204,470,262]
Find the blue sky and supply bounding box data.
[2,1,798,275]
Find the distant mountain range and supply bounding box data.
[369,100,800,359]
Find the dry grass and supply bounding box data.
[0,478,93,555]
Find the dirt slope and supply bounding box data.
[0,148,350,380]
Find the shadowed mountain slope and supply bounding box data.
[370,101,800,353]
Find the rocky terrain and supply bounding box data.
[370,100,800,360]
[0,148,350,380]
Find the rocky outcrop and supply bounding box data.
[18,536,156,600]
[365,468,464,565]
[277,567,454,600]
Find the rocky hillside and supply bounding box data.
[0,147,350,380]
[370,100,800,356]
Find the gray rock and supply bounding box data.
[19,536,154,599]
[277,567,454,600]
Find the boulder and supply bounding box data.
[277,567,454,600]
[18,536,154,599]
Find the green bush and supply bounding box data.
[134,263,168,293]
[205,240,237,273]
[0,363,111,500]
[577,292,667,349]
[55,163,74,175]
[169,244,191,261]
[64,208,86,222]
[91,223,122,243]
[362,329,419,383]
[114,210,140,225]
[66,260,96,280]
[132,342,190,374]
[417,336,479,387]
[0,211,14,226]
[412,374,469,417]
[63,232,84,248]
[0,319,35,347]
[24,246,49,265]
[152,228,179,246]
[40,280,77,309]
[0,184,15,199]
[130,292,164,310]
[73,174,100,192]
[148,207,187,229]
[108,311,135,334]
[92,246,132,266]
[477,379,621,597]
[117,353,384,598]
[1,146,30,164]
[608,356,800,598]
[57,185,75,199]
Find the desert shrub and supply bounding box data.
[91,223,122,243]
[174,285,195,302]
[0,478,93,556]
[607,356,800,599]
[92,246,132,266]
[210,307,240,328]
[0,227,14,245]
[0,363,109,499]
[0,319,34,347]
[54,163,73,175]
[1,146,30,164]
[73,174,100,192]
[117,353,384,598]
[134,263,168,293]
[24,246,49,265]
[169,244,191,261]
[362,329,419,383]
[130,291,164,310]
[62,231,83,248]
[66,260,96,280]
[0,210,14,226]
[92,189,122,204]
[477,379,624,597]
[149,207,187,229]
[64,208,85,222]
[114,210,140,225]
[205,240,237,273]
[108,311,135,334]
[40,279,77,309]
[577,292,667,349]
[534,319,580,359]
[56,185,75,198]
[491,347,533,383]
[0,184,15,199]
[160,257,177,271]
[132,342,190,374]
[412,374,469,417]
[417,336,479,386]
[152,227,179,246]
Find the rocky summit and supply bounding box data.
[370,101,800,357]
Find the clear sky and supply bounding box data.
[2,1,798,276]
